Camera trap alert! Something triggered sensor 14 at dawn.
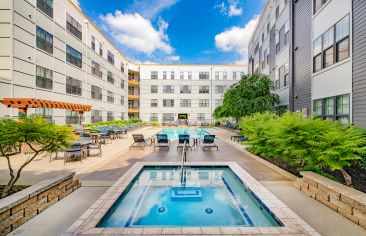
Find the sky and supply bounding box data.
[74,0,264,64]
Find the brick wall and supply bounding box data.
[0,173,80,235]
[294,171,366,230]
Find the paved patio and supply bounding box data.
[2,127,365,236]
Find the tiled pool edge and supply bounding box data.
[64,162,320,236]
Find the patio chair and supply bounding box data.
[154,134,170,150]
[87,141,102,158]
[64,144,85,165]
[130,134,150,149]
[177,134,192,151]
[231,134,243,141]
[202,135,218,151]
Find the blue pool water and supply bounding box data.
[98,167,282,228]
[159,128,212,141]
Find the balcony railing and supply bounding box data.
[128,105,140,110]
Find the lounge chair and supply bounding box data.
[154,134,170,150]
[64,144,85,165]
[87,141,102,158]
[231,135,244,141]
[202,135,218,151]
[130,134,150,149]
[177,134,192,151]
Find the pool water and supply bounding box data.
[98,167,282,228]
[159,128,212,141]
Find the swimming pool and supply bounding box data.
[97,166,282,228]
[159,128,212,141]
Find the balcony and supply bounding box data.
[128,105,140,113]
[128,91,140,99]
[128,79,140,86]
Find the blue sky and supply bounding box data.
[75,0,264,64]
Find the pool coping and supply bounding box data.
[63,162,320,236]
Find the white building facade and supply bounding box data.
[0,0,246,125]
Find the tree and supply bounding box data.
[214,74,279,121]
[0,116,74,198]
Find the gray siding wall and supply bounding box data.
[290,0,312,115]
[269,26,276,84]
[352,0,366,127]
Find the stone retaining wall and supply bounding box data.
[0,173,80,235]
[294,171,366,230]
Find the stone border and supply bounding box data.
[0,172,80,235]
[295,171,366,229]
[64,162,319,236]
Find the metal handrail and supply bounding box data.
[180,141,187,183]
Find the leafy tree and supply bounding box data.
[0,116,74,198]
[214,74,279,121]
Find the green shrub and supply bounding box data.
[240,112,366,184]
[143,121,148,126]
[151,121,159,127]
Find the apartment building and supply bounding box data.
[0,0,246,125]
[138,65,245,123]
[248,0,366,127]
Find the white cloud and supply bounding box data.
[128,0,178,19]
[214,15,259,64]
[100,11,173,55]
[166,55,180,61]
[214,0,243,17]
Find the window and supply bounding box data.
[284,63,289,87]
[171,71,175,79]
[36,66,53,89]
[150,113,158,122]
[35,108,52,122]
[285,21,290,45]
[197,113,205,122]
[313,37,322,72]
[107,91,114,103]
[66,77,82,96]
[275,6,279,19]
[151,71,158,79]
[240,72,244,77]
[66,13,82,40]
[121,63,125,73]
[163,85,174,93]
[120,96,124,105]
[107,71,114,84]
[91,85,102,100]
[180,99,191,107]
[151,85,158,93]
[199,85,209,94]
[151,99,158,107]
[163,99,174,107]
[313,0,327,14]
[91,61,102,78]
[233,72,237,80]
[199,72,209,80]
[91,36,95,51]
[66,45,82,68]
[66,110,79,124]
[107,51,114,65]
[322,27,334,68]
[215,85,226,93]
[107,112,114,121]
[91,110,103,123]
[99,42,103,56]
[275,32,280,54]
[313,94,350,124]
[37,0,53,18]
[215,99,222,107]
[180,85,191,93]
[275,79,280,91]
[223,72,227,80]
[180,72,184,80]
[36,26,53,54]
[215,72,219,80]
[163,71,167,79]
[162,113,174,122]
[121,80,125,89]
[199,99,209,107]
[336,15,350,62]
[188,72,192,80]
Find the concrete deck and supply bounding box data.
[2,127,365,236]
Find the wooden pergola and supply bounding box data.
[0,98,92,121]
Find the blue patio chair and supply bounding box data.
[177,134,192,151]
[154,134,169,150]
[202,135,218,151]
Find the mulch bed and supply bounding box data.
[256,155,366,193]
[0,185,30,199]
